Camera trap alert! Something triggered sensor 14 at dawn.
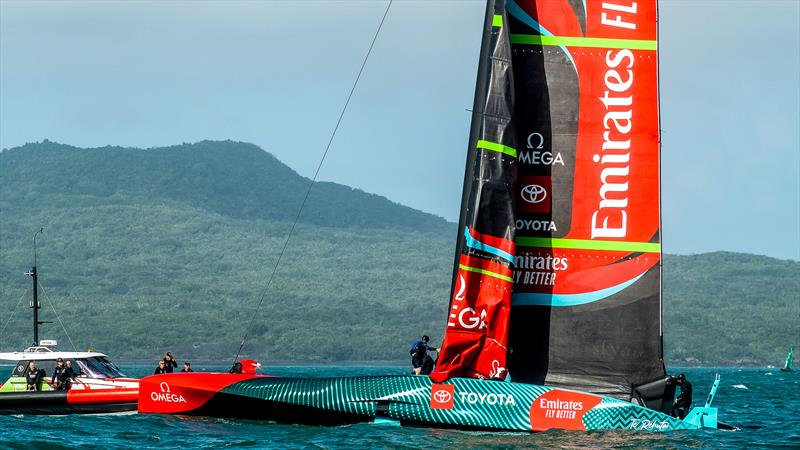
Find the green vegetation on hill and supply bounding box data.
[1,141,797,365]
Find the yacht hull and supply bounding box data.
[138,373,707,432]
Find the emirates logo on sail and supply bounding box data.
[591,48,635,240]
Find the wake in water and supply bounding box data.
[732,384,748,390]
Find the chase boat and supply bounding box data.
[0,344,138,415]
[0,241,138,415]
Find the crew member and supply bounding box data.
[154,360,167,375]
[163,352,178,373]
[25,361,45,391]
[672,373,693,419]
[181,361,193,372]
[410,335,438,356]
[410,335,438,374]
[419,351,435,375]
[51,358,66,390]
[62,360,79,390]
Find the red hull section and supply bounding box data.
[67,388,138,405]
[138,373,263,414]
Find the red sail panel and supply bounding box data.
[508,0,664,397]
[431,0,518,382]
[432,254,514,382]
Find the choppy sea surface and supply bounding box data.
[0,365,797,449]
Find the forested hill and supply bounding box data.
[0,141,797,365]
[0,140,451,233]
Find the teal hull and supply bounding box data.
[139,373,713,432]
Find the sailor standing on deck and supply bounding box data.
[410,335,438,375]
[163,352,178,373]
[672,373,693,419]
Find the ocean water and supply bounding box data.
[0,365,797,449]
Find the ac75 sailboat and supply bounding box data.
[781,347,794,372]
[138,0,729,432]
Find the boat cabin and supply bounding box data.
[0,346,131,392]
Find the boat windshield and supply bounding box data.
[76,357,127,379]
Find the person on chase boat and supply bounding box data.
[25,361,45,391]
[50,358,66,390]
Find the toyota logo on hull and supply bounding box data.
[433,390,452,404]
[521,184,547,204]
[430,384,455,410]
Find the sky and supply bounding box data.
[1,0,798,260]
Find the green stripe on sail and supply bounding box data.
[492,14,503,28]
[511,34,657,51]
[458,264,513,283]
[516,237,660,253]
[476,140,517,158]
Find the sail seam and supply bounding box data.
[511,34,657,51]
[458,263,513,283]
[516,237,660,253]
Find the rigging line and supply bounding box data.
[38,282,78,352]
[233,0,394,362]
[0,289,28,340]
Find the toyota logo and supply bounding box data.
[433,389,452,404]
[520,184,547,204]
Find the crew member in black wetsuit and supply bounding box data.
[163,352,178,373]
[154,360,167,375]
[25,361,45,391]
[229,362,242,374]
[62,360,78,390]
[181,362,193,372]
[410,335,438,375]
[51,358,66,390]
[672,373,693,419]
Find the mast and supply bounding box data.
[26,228,44,347]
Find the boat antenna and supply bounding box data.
[34,227,43,267]
[233,0,393,363]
